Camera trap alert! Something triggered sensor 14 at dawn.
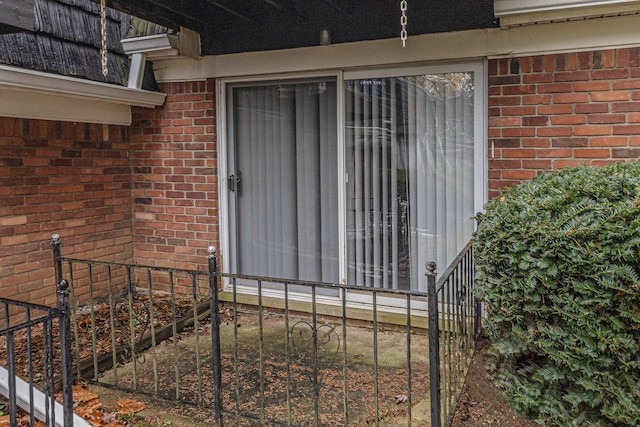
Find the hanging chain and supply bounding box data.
[400,0,408,47]
[100,0,109,77]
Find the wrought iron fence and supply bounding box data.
[53,235,479,426]
[427,240,480,427]
[0,279,75,426]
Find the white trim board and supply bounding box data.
[0,365,92,427]
[0,64,166,125]
[153,13,640,82]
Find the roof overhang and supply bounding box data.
[0,64,166,125]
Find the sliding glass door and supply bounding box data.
[345,73,476,292]
[227,79,339,284]
[223,64,483,295]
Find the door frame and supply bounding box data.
[217,70,346,291]
[216,61,487,307]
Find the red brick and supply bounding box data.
[488,59,498,76]
[488,96,522,106]
[537,127,572,137]
[576,104,609,114]
[538,105,573,115]
[578,52,591,69]
[612,102,640,112]
[488,159,522,169]
[590,137,628,147]
[522,95,551,105]
[551,115,587,125]
[503,85,536,95]
[554,159,581,168]
[536,149,573,158]
[574,149,611,158]
[574,81,611,92]
[523,159,552,169]
[502,170,538,180]
[567,53,578,71]
[545,56,555,73]
[553,93,589,104]
[589,114,626,124]
[612,79,640,90]
[553,71,589,82]
[522,74,553,84]
[574,126,612,136]
[501,106,536,116]
[613,125,640,135]
[591,91,630,102]
[522,116,549,126]
[591,69,629,80]
[602,50,615,68]
[537,83,573,93]
[522,138,550,147]
[489,117,520,127]
[502,128,536,137]
[502,149,536,158]
[551,138,588,147]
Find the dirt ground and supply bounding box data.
[89,335,540,427]
[2,298,540,426]
[450,338,539,427]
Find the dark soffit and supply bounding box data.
[103,0,499,56]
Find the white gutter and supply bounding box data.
[494,0,640,28]
[0,64,166,125]
[0,366,92,427]
[494,0,640,15]
[0,64,165,108]
[121,29,200,90]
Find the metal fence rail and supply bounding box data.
[52,235,479,427]
[0,280,74,427]
[427,240,480,427]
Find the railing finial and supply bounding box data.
[51,233,61,245]
[207,246,217,258]
[425,261,437,277]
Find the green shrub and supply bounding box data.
[474,162,640,426]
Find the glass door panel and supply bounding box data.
[227,79,340,291]
[345,73,476,292]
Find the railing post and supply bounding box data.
[51,234,63,284]
[426,262,441,427]
[52,234,73,426]
[208,246,223,427]
[57,279,74,427]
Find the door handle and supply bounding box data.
[228,172,242,195]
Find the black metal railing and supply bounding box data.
[53,235,478,427]
[427,240,480,427]
[0,280,74,427]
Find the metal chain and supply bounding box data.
[400,0,408,47]
[100,0,109,77]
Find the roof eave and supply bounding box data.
[0,64,166,125]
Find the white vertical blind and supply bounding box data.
[345,74,476,291]
[229,80,339,283]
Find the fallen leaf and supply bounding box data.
[73,384,99,403]
[394,394,408,404]
[117,399,146,415]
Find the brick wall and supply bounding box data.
[0,118,133,305]
[488,48,640,199]
[130,79,218,273]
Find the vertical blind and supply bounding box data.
[345,74,476,291]
[229,80,339,283]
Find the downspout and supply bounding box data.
[121,27,201,89]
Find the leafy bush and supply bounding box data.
[474,162,640,426]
